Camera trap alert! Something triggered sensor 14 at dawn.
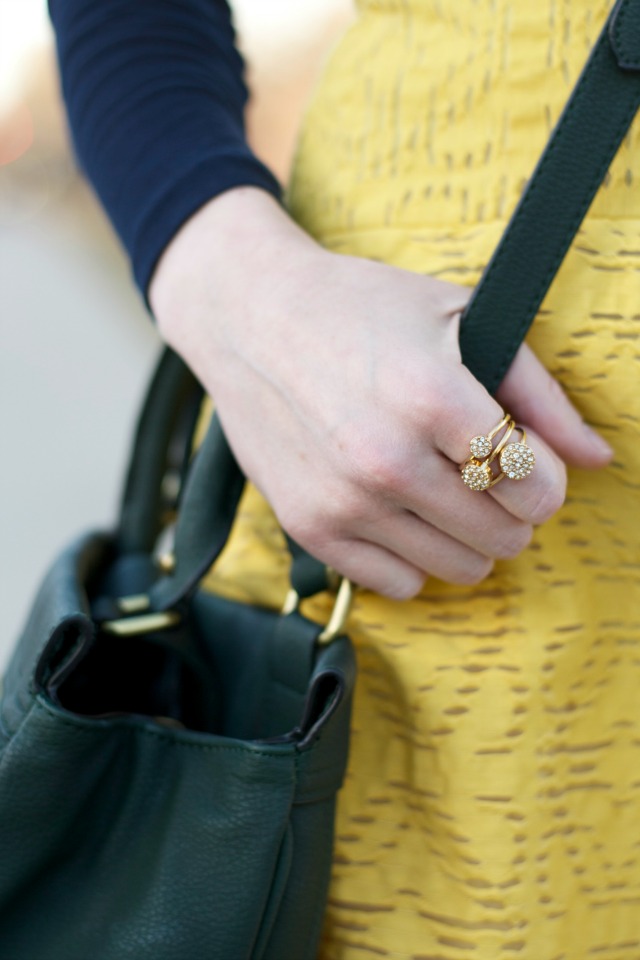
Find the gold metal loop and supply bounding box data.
[156,552,176,574]
[318,578,354,645]
[281,577,354,646]
[116,594,151,615]
[102,611,181,637]
[101,594,180,636]
[281,588,300,617]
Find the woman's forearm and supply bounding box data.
[48,0,281,298]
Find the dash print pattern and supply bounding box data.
[204,2,640,956]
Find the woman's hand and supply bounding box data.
[150,188,613,599]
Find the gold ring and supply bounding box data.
[461,415,535,491]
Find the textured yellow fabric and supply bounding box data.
[205,2,640,956]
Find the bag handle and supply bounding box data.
[116,347,331,608]
[148,412,245,610]
[117,349,204,554]
[460,0,640,393]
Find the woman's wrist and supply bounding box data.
[149,186,315,343]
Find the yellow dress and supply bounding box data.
[206,2,640,956]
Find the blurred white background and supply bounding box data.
[0,0,353,667]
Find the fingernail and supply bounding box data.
[585,426,613,458]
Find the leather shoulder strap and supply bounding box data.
[460,0,640,394]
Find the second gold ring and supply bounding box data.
[461,414,535,491]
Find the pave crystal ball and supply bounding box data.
[469,435,493,460]
[499,442,535,480]
[461,460,493,491]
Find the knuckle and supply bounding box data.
[408,379,451,432]
[347,440,412,497]
[280,489,362,556]
[278,503,330,555]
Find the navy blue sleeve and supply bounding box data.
[48,0,282,299]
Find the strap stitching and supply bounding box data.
[613,0,640,68]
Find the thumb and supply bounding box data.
[495,343,613,469]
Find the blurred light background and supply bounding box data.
[0,0,353,666]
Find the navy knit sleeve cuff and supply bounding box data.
[131,153,282,297]
[48,0,282,304]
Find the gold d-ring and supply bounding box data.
[281,577,354,646]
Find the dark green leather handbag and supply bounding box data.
[2,2,640,956]
[0,350,355,960]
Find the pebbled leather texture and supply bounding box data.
[459,0,640,394]
[0,539,355,960]
[0,356,356,958]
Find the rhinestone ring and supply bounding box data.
[461,414,535,492]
